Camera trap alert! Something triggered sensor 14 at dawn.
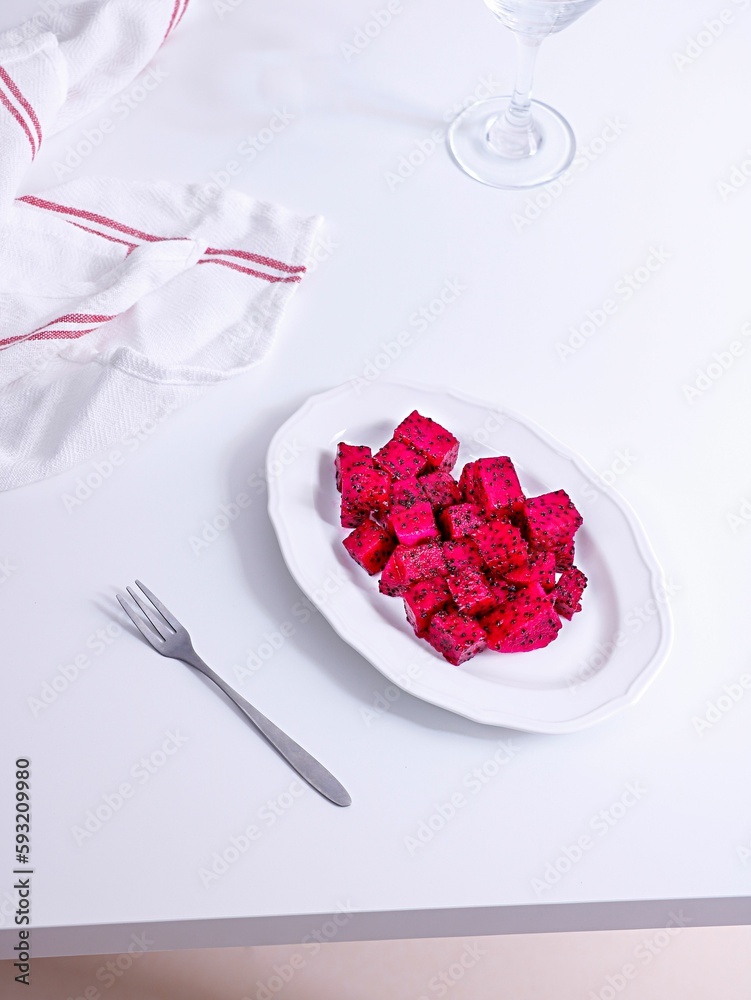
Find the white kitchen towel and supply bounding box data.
[0,0,319,490]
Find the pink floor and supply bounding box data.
[3,926,751,999]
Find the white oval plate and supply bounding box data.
[267,381,673,733]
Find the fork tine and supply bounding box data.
[125,586,171,639]
[117,593,165,647]
[134,580,181,631]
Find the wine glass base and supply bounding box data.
[448,96,576,190]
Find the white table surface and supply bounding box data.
[2,0,751,960]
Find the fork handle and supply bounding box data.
[185,654,351,807]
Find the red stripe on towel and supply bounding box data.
[17,197,307,283]
[163,0,183,42]
[17,195,186,243]
[0,84,36,158]
[197,257,301,283]
[175,0,190,30]
[0,328,95,349]
[0,314,115,349]
[68,221,139,252]
[204,246,306,275]
[0,67,42,149]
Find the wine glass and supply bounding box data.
[448,0,603,189]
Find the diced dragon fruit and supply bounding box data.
[403,575,451,634]
[500,565,535,586]
[378,541,448,596]
[425,608,487,665]
[374,437,429,480]
[333,415,588,660]
[335,443,372,492]
[378,559,404,597]
[471,457,525,518]
[458,461,479,503]
[394,410,460,472]
[555,540,576,572]
[387,476,438,545]
[439,502,485,539]
[479,582,562,653]
[340,466,390,527]
[418,470,462,511]
[504,550,556,592]
[531,551,557,591]
[447,569,495,617]
[442,538,483,574]
[391,501,439,546]
[390,477,425,508]
[554,567,588,619]
[523,490,583,561]
[473,520,529,575]
[342,520,395,575]
[488,578,517,607]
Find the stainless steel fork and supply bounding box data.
[117,580,351,807]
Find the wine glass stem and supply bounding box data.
[509,33,541,128]
[487,33,543,158]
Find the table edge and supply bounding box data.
[3,896,749,959]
